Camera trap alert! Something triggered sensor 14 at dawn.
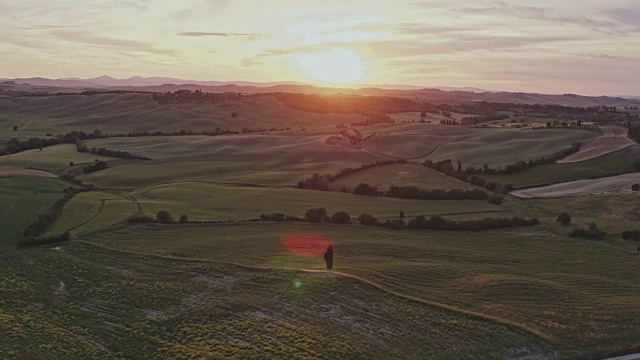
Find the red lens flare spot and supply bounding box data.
[280,234,332,258]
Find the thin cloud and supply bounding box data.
[177,32,261,37]
[51,30,178,57]
[17,25,86,30]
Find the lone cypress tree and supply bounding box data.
[324,245,334,270]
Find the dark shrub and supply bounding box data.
[556,213,571,226]
[570,223,606,240]
[354,183,382,196]
[382,219,405,229]
[622,230,640,241]
[331,211,351,224]
[179,215,189,223]
[128,215,155,223]
[489,194,504,205]
[156,210,174,224]
[305,207,328,222]
[260,213,286,221]
[632,184,640,192]
[357,214,379,226]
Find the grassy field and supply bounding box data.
[328,162,476,192]
[507,192,640,242]
[46,191,139,237]
[361,124,597,166]
[0,242,554,359]
[484,146,640,188]
[131,182,503,221]
[0,93,365,142]
[81,150,386,188]
[0,176,69,250]
[0,144,115,172]
[88,221,640,358]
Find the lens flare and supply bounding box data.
[280,234,332,257]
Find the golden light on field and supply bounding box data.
[296,48,367,85]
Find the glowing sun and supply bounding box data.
[296,48,367,85]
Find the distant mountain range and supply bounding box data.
[1,76,639,107]
[0,76,493,93]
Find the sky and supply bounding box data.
[1,0,639,95]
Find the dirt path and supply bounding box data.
[558,126,635,163]
[0,168,57,178]
[512,173,640,198]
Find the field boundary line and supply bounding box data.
[74,239,556,344]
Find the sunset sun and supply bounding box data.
[296,48,367,85]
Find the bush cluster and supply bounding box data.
[622,230,640,241]
[82,161,108,174]
[570,223,606,240]
[77,144,151,160]
[404,215,539,231]
[259,213,303,222]
[385,185,489,201]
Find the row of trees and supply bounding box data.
[258,208,539,232]
[1,125,289,157]
[129,211,189,224]
[423,159,513,194]
[296,160,405,190]
[22,187,88,240]
[352,183,504,204]
[462,143,581,175]
[82,161,108,174]
[76,144,151,161]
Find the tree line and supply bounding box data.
[19,187,89,247]
[352,183,503,204]
[462,143,581,175]
[258,207,539,232]
[76,144,151,161]
[2,126,286,156]
[422,159,513,194]
[296,160,406,190]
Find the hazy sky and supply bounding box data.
[1,0,639,95]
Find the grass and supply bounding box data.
[0,93,365,138]
[507,192,640,243]
[0,144,115,172]
[483,146,640,188]
[361,124,597,166]
[0,242,553,359]
[328,162,477,192]
[0,176,69,250]
[88,221,640,358]
[81,150,386,188]
[129,182,505,221]
[46,191,139,237]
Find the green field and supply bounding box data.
[4,92,640,359]
[0,176,69,250]
[484,146,640,188]
[506,192,640,242]
[0,144,116,172]
[88,221,640,357]
[47,183,505,235]
[361,124,597,166]
[46,191,139,237]
[0,93,365,142]
[328,162,476,192]
[0,242,555,359]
